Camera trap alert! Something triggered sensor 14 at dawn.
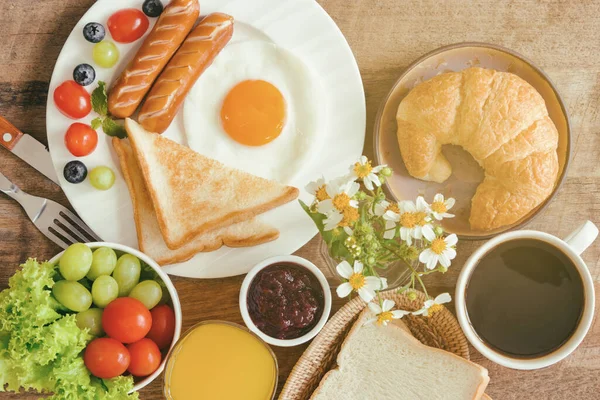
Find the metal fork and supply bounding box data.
[0,172,102,248]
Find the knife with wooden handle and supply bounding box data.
[0,115,60,185]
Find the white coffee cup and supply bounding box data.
[455,220,598,370]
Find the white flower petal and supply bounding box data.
[336,261,353,279]
[416,196,429,211]
[392,310,410,318]
[412,307,428,316]
[445,247,457,260]
[445,197,456,209]
[383,210,400,222]
[439,252,451,267]
[435,292,452,305]
[370,174,381,187]
[433,212,443,221]
[442,212,455,219]
[317,199,334,214]
[382,299,395,312]
[359,155,368,164]
[358,287,376,302]
[423,299,435,308]
[400,227,413,245]
[445,233,458,247]
[421,225,436,242]
[336,282,353,298]
[426,254,438,270]
[348,199,359,208]
[364,276,383,291]
[400,201,416,213]
[383,229,395,239]
[419,248,433,264]
[380,277,388,290]
[434,193,444,203]
[343,226,354,236]
[353,260,364,274]
[363,176,374,190]
[323,211,343,231]
[368,302,383,314]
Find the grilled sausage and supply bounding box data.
[138,13,234,133]
[108,0,200,119]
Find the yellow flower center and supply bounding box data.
[428,303,444,316]
[399,212,417,228]
[431,201,447,214]
[332,193,351,212]
[377,311,394,325]
[340,207,359,227]
[353,160,373,178]
[415,211,428,226]
[431,238,447,254]
[315,185,329,201]
[386,203,400,214]
[348,273,365,290]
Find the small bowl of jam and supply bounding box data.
[240,255,332,347]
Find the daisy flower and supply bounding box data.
[412,293,452,317]
[350,156,386,190]
[317,179,360,231]
[384,196,431,244]
[365,299,410,326]
[336,260,384,302]
[419,228,458,270]
[428,193,455,220]
[323,209,343,231]
[306,176,329,202]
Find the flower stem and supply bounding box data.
[383,245,429,298]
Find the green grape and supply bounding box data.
[112,254,141,297]
[89,166,115,191]
[129,280,162,309]
[93,40,119,68]
[76,308,104,336]
[59,243,93,281]
[52,280,92,312]
[91,275,119,308]
[87,247,118,280]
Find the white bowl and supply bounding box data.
[239,255,332,347]
[49,242,183,392]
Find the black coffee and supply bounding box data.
[466,239,584,358]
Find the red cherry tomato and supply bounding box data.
[102,297,152,343]
[64,123,98,157]
[107,9,149,43]
[54,80,91,119]
[84,337,130,379]
[127,338,161,377]
[146,304,176,349]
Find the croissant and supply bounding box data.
[396,67,559,231]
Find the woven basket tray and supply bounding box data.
[279,290,470,400]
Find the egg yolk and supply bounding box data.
[220,80,286,146]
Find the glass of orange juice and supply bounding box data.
[163,320,278,400]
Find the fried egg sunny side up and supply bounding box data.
[183,40,324,184]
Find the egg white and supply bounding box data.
[182,40,323,184]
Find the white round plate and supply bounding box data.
[46,0,365,278]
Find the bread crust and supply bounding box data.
[396,67,559,231]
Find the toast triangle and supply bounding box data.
[125,118,299,249]
[113,138,280,265]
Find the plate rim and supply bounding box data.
[373,41,571,240]
[45,0,366,278]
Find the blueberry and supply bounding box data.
[83,22,105,43]
[73,63,96,86]
[142,0,163,18]
[64,161,87,184]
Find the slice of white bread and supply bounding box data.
[310,310,489,400]
[113,137,280,265]
[125,118,299,249]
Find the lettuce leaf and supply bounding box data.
[0,259,139,399]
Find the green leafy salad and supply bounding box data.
[0,259,139,399]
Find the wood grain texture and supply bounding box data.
[1,0,600,399]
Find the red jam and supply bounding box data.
[247,263,324,340]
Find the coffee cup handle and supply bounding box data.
[563,220,599,256]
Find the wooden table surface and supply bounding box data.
[1,0,600,399]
